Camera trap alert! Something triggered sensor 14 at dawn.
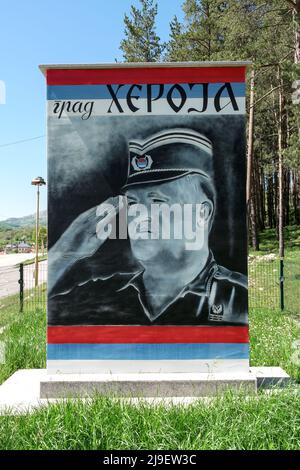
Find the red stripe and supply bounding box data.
[46,67,246,85]
[48,326,249,344]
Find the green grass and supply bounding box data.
[0,292,20,328]
[250,308,300,381]
[250,225,300,254]
[0,226,299,450]
[0,302,46,385]
[0,389,299,450]
[0,299,299,450]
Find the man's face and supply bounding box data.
[125,175,213,264]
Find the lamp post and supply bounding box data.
[31,176,46,287]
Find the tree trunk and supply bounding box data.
[293,170,300,223]
[284,169,290,226]
[247,68,259,250]
[267,175,274,228]
[260,167,266,230]
[246,68,255,205]
[278,66,285,258]
[292,2,300,64]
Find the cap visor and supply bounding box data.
[121,169,209,191]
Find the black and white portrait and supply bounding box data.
[48,112,248,326]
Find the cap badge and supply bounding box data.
[131,154,153,172]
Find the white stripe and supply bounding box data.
[47,97,245,117]
[129,131,213,154]
[47,359,249,374]
[127,168,209,178]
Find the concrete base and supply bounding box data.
[0,367,292,414]
[40,371,257,399]
[250,366,291,389]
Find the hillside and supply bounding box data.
[0,210,47,229]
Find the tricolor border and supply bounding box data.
[47,326,249,373]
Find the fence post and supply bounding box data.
[280,258,284,310]
[19,263,24,313]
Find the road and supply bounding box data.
[0,254,47,299]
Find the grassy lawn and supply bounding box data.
[0,226,299,449]
[0,301,299,449]
[0,389,300,450]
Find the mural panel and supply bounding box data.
[44,64,249,374]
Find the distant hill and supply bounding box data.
[0,210,47,229]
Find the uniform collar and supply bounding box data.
[186,252,218,297]
[118,252,218,320]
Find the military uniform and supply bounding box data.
[48,252,247,326]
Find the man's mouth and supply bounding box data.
[138,220,152,233]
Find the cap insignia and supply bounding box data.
[131,154,153,172]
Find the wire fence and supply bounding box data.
[19,261,47,312]
[284,257,300,314]
[248,254,280,310]
[0,257,298,314]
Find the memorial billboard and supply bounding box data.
[41,62,249,374]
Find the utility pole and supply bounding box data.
[31,176,46,287]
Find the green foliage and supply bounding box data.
[120,0,164,62]
[0,225,47,251]
[173,0,226,61]
[0,226,33,250]
[165,16,188,61]
[119,1,300,238]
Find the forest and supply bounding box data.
[119,0,300,255]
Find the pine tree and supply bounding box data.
[165,0,227,62]
[165,16,188,61]
[120,0,163,62]
[164,0,300,248]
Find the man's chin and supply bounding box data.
[130,240,163,263]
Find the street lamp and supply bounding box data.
[31,176,46,287]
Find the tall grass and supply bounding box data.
[0,306,46,384]
[0,389,299,450]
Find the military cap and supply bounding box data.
[122,128,213,189]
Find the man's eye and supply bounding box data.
[127,201,137,207]
[151,198,166,203]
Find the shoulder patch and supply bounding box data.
[214,265,247,289]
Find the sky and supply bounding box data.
[0,0,184,220]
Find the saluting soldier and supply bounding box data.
[48,128,248,326]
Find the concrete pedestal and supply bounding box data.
[40,371,257,399]
[0,367,292,414]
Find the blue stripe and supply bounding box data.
[47,343,249,360]
[47,83,245,100]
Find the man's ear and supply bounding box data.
[197,201,214,226]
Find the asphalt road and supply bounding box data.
[0,259,47,299]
